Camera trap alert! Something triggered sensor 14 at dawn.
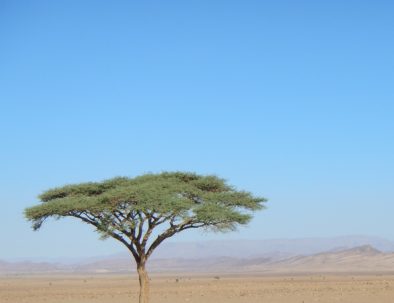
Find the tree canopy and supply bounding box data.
[25,172,266,303]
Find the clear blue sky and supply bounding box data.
[1,0,393,260]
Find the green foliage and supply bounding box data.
[25,172,267,260]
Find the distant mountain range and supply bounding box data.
[67,244,394,274]
[150,235,394,259]
[2,236,394,275]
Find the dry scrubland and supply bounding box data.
[1,273,394,303]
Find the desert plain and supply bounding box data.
[2,241,394,302]
[1,273,394,303]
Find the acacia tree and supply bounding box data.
[25,172,266,303]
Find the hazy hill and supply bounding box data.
[257,245,394,273]
[0,260,61,274]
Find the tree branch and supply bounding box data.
[145,218,198,258]
[69,211,140,262]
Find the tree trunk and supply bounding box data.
[137,263,150,303]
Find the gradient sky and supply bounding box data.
[1,0,393,260]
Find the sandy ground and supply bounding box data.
[1,273,393,303]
